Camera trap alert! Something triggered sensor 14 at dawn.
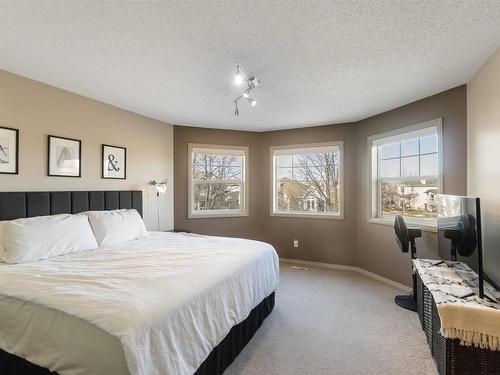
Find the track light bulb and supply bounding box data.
[247,97,257,106]
[242,87,253,98]
[234,66,243,85]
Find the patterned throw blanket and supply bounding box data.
[413,259,500,351]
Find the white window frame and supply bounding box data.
[270,141,344,220]
[188,143,249,219]
[367,118,443,231]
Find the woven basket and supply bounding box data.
[423,284,433,348]
[417,276,500,375]
[417,274,424,326]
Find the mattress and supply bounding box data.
[0,232,279,375]
[0,294,129,375]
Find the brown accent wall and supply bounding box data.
[258,124,357,266]
[354,85,467,285]
[173,85,467,285]
[174,126,263,239]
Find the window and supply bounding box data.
[188,144,248,218]
[368,119,442,228]
[270,142,344,219]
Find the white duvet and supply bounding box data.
[0,232,279,375]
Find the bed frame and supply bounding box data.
[0,190,275,375]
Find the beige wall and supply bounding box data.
[467,48,500,286]
[174,86,467,285]
[354,85,467,286]
[0,70,174,230]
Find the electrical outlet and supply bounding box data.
[293,239,299,248]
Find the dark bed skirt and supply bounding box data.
[0,292,275,375]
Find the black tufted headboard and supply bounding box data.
[0,191,143,221]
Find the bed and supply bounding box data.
[0,191,279,375]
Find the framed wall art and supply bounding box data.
[102,144,126,179]
[48,135,81,177]
[0,126,19,175]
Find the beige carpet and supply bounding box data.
[225,263,437,375]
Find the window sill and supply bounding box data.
[368,217,437,232]
[188,212,248,219]
[271,212,344,220]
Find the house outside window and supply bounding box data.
[188,144,248,218]
[270,141,344,219]
[368,118,442,229]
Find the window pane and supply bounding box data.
[381,180,438,219]
[401,156,419,177]
[192,163,222,180]
[420,153,437,176]
[223,154,243,168]
[192,153,243,180]
[274,149,341,215]
[223,166,242,180]
[292,154,308,166]
[192,183,241,211]
[293,167,308,182]
[306,166,324,182]
[276,167,292,180]
[380,159,400,178]
[202,154,222,166]
[374,127,439,222]
[401,139,419,157]
[276,181,339,213]
[306,153,322,166]
[276,154,292,168]
[380,143,400,159]
[420,135,437,154]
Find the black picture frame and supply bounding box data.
[101,144,127,180]
[0,126,19,175]
[47,135,82,177]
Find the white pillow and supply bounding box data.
[85,209,148,246]
[1,214,99,264]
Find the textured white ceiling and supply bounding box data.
[1,1,499,131]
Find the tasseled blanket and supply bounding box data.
[414,259,500,352]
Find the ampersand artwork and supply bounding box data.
[107,154,120,172]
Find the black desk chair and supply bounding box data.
[394,214,422,312]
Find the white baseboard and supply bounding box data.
[280,258,411,292]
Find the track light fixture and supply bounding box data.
[233,62,260,116]
[234,100,239,116]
